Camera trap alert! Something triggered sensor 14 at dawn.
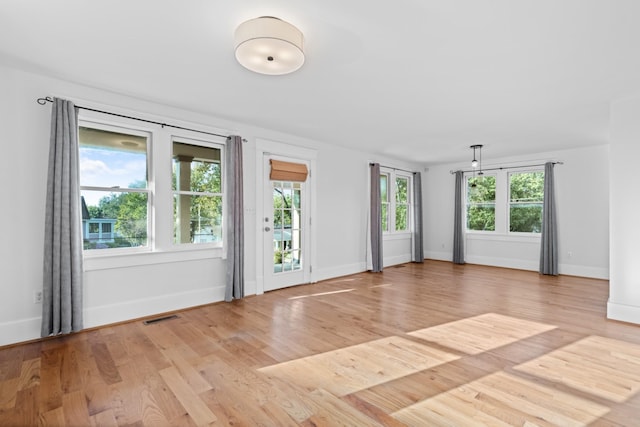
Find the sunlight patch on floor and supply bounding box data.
[288,289,355,300]
[407,313,557,355]
[392,371,610,426]
[258,336,459,396]
[515,335,640,403]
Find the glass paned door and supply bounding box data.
[272,181,303,274]
[263,155,310,292]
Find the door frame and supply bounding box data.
[255,138,317,295]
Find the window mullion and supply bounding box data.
[389,171,397,233]
[494,172,508,234]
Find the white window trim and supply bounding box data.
[465,172,498,235]
[507,169,544,236]
[381,168,413,236]
[78,109,229,271]
[465,167,544,240]
[79,119,154,257]
[170,136,225,250]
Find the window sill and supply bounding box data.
[465,232,540,244]
[83,246,223,271]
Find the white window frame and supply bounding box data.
[78,109,228,270]
[381,168,413,236]
[465,173,497,234]
[78,120,153,256]
[464,167,544,238]
[507,169,544,235]
[171,136,225,248]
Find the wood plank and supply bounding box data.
[259,336,459,396]
[162,346,212,395]
[62,390,92,427]
[393,372,610,426]
[407,312,557,355]
[515,335,640,403]
[1,261,640,425]
[90,409,118,427]
[158,366,217,426]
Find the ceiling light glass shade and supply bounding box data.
[471,159,479,168]
[234,17,305,75]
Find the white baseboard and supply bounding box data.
[559,264,609,280]
[436,253,608,280]
[607,300,640,325]
[1,286,232,347]
[314,262,366,282]
[384,254,412,267]
[244,280,257,297]
[84,286,226,328]
[466,254,538,272]
[425,251,452,261]
[0,317,41,347]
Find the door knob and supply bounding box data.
[264,226,271,232]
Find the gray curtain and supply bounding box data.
[370,163,383,272]
[225,135,244,301]
[453,170,465,264]
[412,172,424,263]
[42,98,84,337]
[540,162,558,275]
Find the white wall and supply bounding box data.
[424,145,610,279]
[0,63,420,346]
[608,95,640,324]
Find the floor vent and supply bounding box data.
[143,314,179,325]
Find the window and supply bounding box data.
[272,181,302,272]
[173,140,223,244]
[79,116,226,255]
[380,169,412,234]
[509,171,544,233]
[380,173,389,231]
[465,169,544,235]
[395,176,409,231]
[79,125,150,250]
[466,175,496,231]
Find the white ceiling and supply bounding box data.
[2,0,640,165]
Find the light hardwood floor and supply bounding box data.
[1,261,639,426]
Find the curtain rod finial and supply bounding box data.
[37,96,54,105]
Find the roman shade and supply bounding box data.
[270,159,308,182]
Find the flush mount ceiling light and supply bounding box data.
[234,16,305,75]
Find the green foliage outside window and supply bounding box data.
[380,175,389,231]
[467,175,496,231]
[395,177,408,231]
[84,180,148,248]
[466,171,545,233]
[509,172,544,233]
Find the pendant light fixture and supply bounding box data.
[234,16,305,75]
[470,144,483,175]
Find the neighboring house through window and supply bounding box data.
[78,116,225,254]
[79,124,150,250]
[172,139,223,244]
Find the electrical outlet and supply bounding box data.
[34,291,43,304]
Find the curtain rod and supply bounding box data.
[37,96,232,140]
[369,162,417,174]
[449,161,563,174]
